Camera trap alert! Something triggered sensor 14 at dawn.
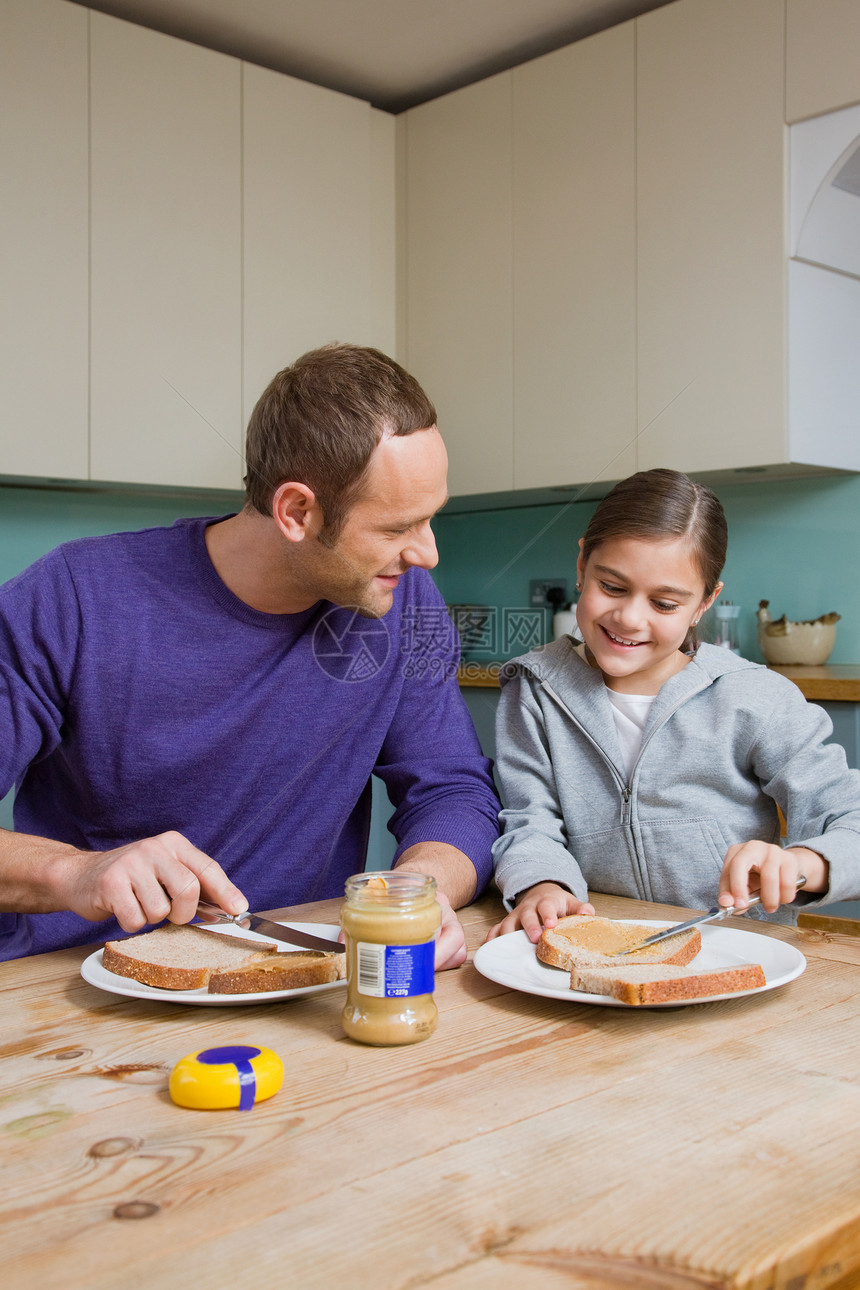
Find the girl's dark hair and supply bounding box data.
[581,468,727,652]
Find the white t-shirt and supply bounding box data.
[605,688,656,780]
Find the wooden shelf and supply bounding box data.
[456,662,505,687]
[766,665,860,702]
[459,661,860,701]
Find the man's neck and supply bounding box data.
[204,510,319,615]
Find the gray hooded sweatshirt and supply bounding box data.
[492,639,860,923]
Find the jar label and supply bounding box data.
[356,941,435,998]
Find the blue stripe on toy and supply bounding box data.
[198,1045,262,1111]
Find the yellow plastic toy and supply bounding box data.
[169,1044,283,1111]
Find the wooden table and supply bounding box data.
[5,891,860,1290]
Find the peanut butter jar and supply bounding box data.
[341,871,441,1045]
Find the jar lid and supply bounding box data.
[345,871,437,905]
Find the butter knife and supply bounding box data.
[613,875,807,957]
[195,901,345,953]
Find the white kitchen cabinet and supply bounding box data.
[370,110,398,363]
[786,0,860,124]
[405,74,514,496]
[6,2,393,493]
[405,0,860,498]
[89,12,243,490]
[636,0,789,476]
[0,0,88,480]
[405,28,637,502]
[512,25,636,491]
[242,66,394,423]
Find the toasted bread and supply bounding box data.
[208,950,346,994]
[536,915,701,971]
[102,922,278,990]
[570,960,766,1005]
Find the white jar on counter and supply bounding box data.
[553,607,578,641]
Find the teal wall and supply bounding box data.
[0,470,857,671]
[1,471,858,875]
[0,483,244,581]
[432,473,860,664]
[2,472,854,664]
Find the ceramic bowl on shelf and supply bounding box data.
[757,600,840,666]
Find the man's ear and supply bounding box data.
[272,482,320,543]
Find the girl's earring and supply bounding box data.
[576,582,582,592]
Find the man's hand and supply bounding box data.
[718,841,826,914]
[9,829,247,930]
[394,840,477,971]
[434,890,467,970]
[486,881,595,944]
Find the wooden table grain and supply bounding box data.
[4,891,860,1290]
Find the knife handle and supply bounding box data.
[719,872,806,919]
[715,894,762,920]
[196,900,247,926]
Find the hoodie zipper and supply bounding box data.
[540,676,710,873]
[540,679,632,816]
[621,785,632,825]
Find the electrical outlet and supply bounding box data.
[529,579,568,609]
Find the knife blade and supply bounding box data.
[195,901,345,953]
[612,875,807,957]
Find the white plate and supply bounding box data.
[472,919,806,1009]
[80,922,346,1006]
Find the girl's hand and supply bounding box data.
[718,842,827,913]
[485,882,595,943]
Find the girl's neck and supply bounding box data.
[583,643,693,696]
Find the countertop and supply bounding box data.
[458,660,860,701]
[5,892,860,1289]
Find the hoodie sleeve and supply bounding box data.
[748,678,860,906]
[491,669,590,908]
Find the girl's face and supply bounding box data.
[575,535,722,695]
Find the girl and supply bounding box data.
[488,468,860,942]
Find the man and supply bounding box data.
[0,344,500,964]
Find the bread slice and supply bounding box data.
[571,960,766,1005]
[208,950,346,995]
[102,923,279,990]
[537,915,701,972]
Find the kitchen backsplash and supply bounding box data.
[433,474,860,664]
[0,471,858,666]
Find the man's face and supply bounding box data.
[301,426,448,617]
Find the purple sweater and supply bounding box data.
[0,517,500,958]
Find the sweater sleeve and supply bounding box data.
[0,552,81,801]
[372,577,500,896]
[748,678,860,906]
[491,669,590,908]
[0,552,83,957]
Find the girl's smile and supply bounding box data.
[601,627,646,648]
[576,535,722,694]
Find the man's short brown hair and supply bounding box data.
[244,344,437,539]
